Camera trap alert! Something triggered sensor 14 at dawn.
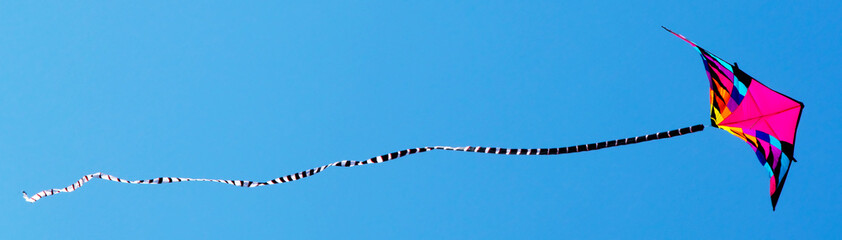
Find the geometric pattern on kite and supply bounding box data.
[665,27,804,210]
[22,125,704,203]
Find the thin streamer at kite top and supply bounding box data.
[22,27,803,211]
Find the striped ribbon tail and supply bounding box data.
[433,124,705,155]
[22,124,704,203]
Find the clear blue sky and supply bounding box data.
[3,1,841,239]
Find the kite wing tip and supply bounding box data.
[661,26,697,47]
[661,26,680,35]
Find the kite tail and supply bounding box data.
[433,124,704,155]
[22,124,704,203]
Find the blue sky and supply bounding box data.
[3,1,841,239]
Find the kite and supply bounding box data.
[22,27,803,211]
[663,27,804,210]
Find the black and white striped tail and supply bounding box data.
[22,124,704,203]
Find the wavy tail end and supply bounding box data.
[22,191,35,203]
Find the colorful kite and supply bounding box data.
[663,27,803,210]
[22,27,803,210]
